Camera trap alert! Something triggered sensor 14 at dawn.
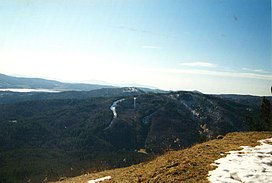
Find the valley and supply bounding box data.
[0,74,271,182]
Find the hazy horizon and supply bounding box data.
[1,72,271,97]
[0,0,271,96]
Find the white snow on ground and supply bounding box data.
[110,99,125,118]
[104,99,125,130]
[87,176,111,183]
[122,87,138,92]
[180,100,200,118]
[208,138,272,183]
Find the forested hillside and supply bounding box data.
[0,89,270,182]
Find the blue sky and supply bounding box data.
[0,0,271,95]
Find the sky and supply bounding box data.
[0,0,271,96]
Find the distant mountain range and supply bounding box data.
[0,73,165,94]
[0,73,115,91]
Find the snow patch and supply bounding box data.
[208,138,272,183]
[110,99,125,118]
[9,120,18,123]
[123,87,138,92]
[180,100,200,118]
[105,99,125,130]
[87,176,111,183]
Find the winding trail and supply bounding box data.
[105,99,125,129]
[142,109,159,125]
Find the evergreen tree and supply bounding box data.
[246,97,271,131]
[260,97,271,130]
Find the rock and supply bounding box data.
[166,162,179,169]
[217,135,224,139]
[230,172,242,182]
[59,177,67,181]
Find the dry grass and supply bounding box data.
[52,131,272,183]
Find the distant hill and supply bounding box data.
[0,87,146,104]
[0,73,115,91]
[217,94,272,106]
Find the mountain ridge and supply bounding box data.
[0,73,115,91]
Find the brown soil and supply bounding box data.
[52,131,272,183]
